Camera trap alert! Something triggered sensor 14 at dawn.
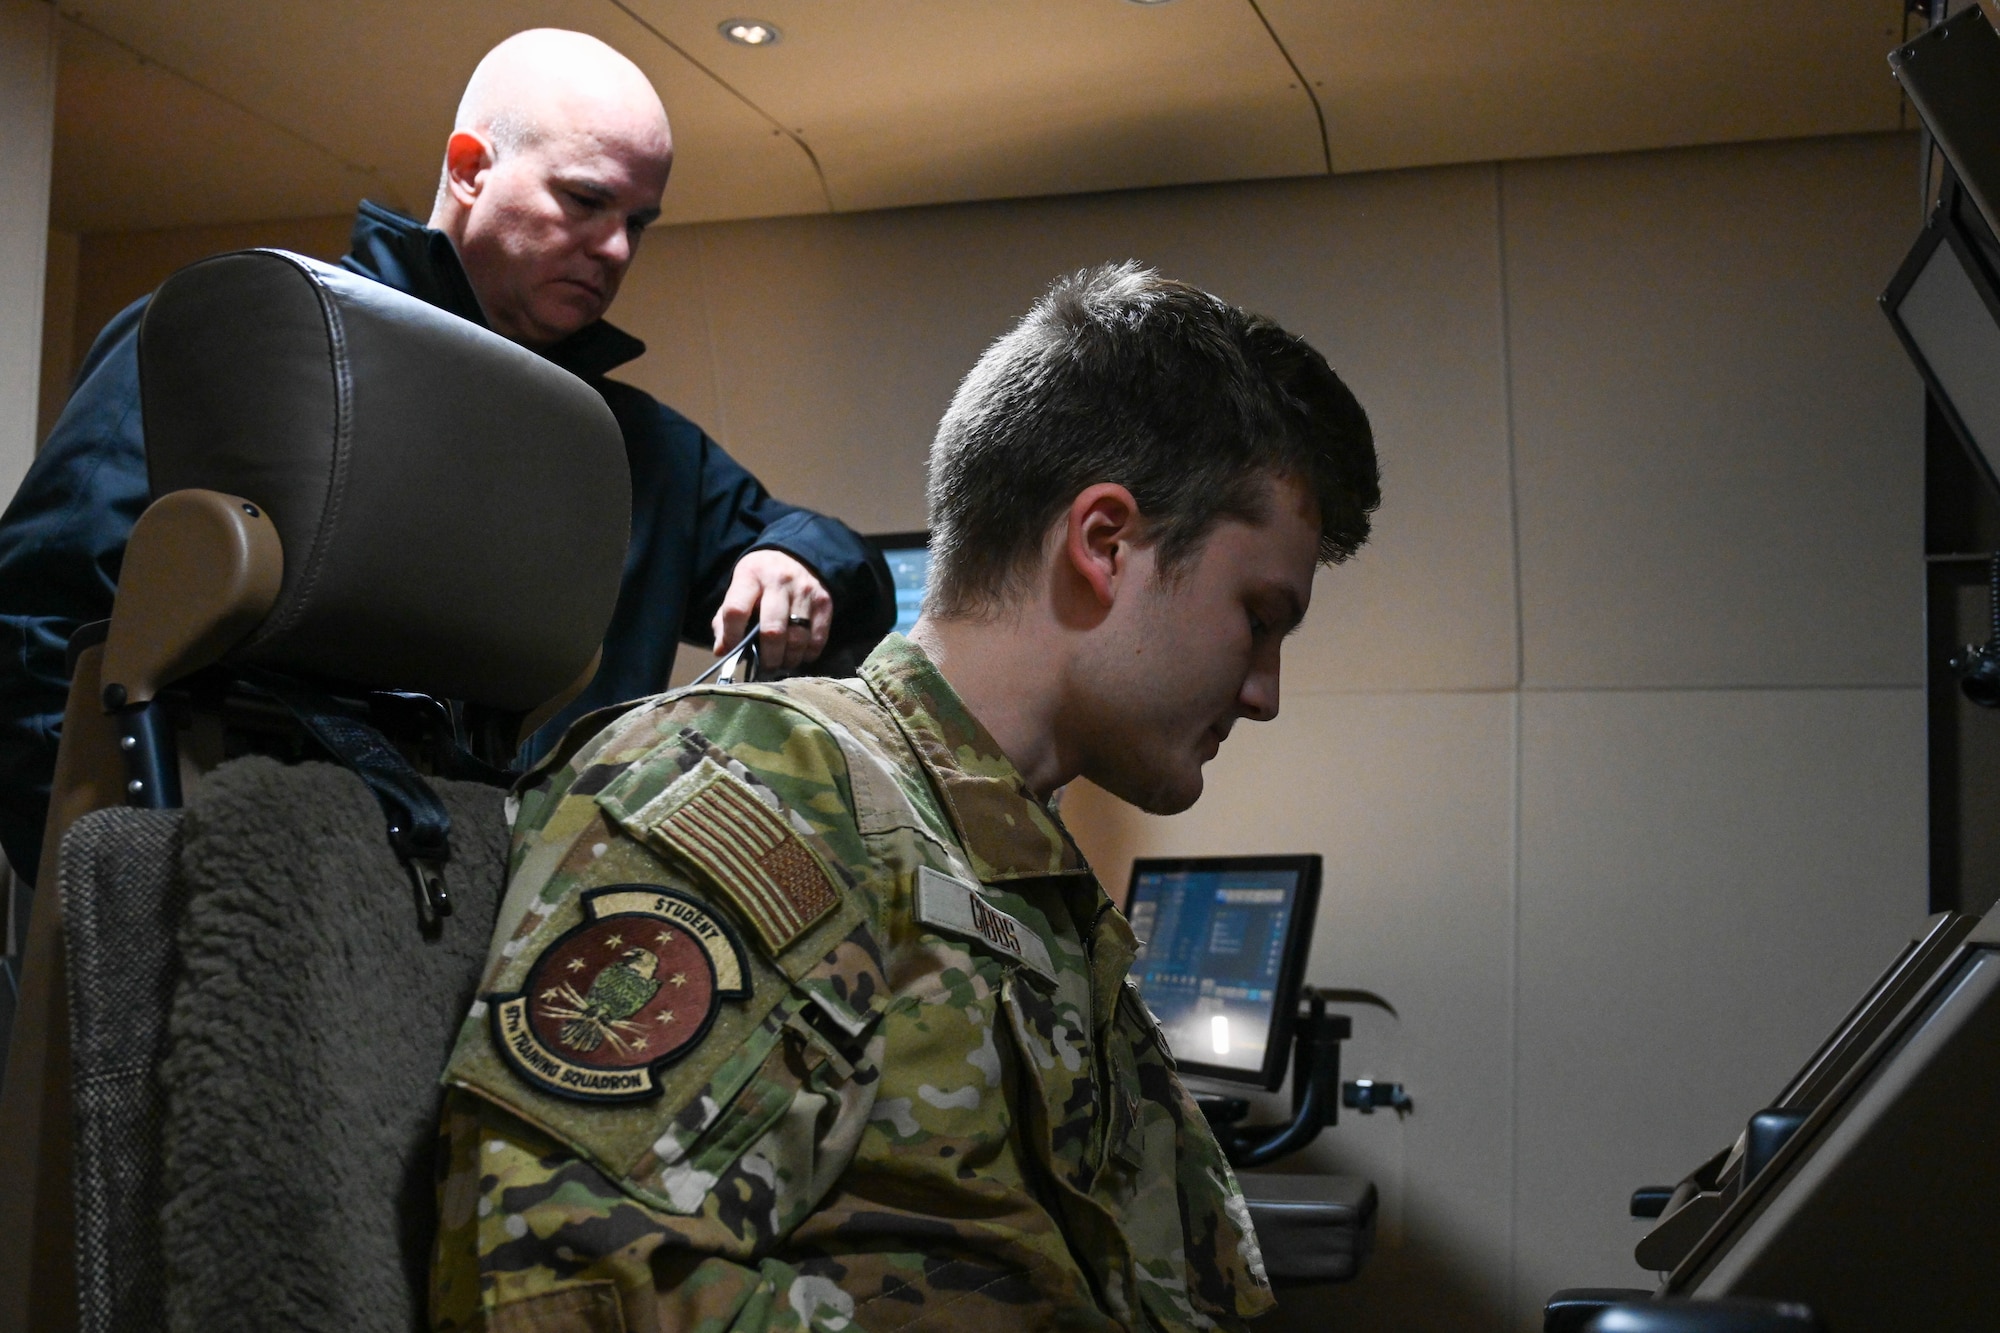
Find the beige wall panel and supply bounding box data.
[621,0,1322,213]
[1508,134,1925,689]
[615,225,766,685]
[681,202,1015,533]
[1511,687,1925,1329]
[603,224,722,436]
[1261,0,1905,174]
[685,166,1516,690]
[0,0,54,507]
[37,230,77,446]
[69,215,353,365]
[1063,692,1517,1331]
[59,0,825,229]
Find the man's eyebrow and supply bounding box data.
[559,177,659,227]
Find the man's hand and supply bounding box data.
[711,550,833,671]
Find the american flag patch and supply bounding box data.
[647,763,839,954]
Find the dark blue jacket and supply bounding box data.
[0,202,891,882]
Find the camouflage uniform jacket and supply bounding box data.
[433,634,1273,1332]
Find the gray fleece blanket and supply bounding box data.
[158,757,507,1333]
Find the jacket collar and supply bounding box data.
[342,200,647,382]
[859,634,1086,884]
[859,635,1139,1006]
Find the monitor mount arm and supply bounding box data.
[1198,988,1353,1169]
[1951,552,2000,707]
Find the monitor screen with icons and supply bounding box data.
[868,531,930,637]
[1124,854,1321,1090]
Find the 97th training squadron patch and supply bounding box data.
[488,886,750,1103]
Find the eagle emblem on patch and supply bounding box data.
[488,886,750,1103]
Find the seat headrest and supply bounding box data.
[138,250,630,713]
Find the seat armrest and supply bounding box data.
[1546,1288,1656,1333]
[1241,1172,1377,1285]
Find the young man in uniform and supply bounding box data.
[433,263,1381,1332]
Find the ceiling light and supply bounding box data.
[720,19,780,45]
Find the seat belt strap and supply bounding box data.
[235,667,454,931]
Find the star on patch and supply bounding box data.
[670,972,687,987]
[604,933,624,949]
[655,929,675,946]
[566,957,587,972]
[656,1010,677,1026]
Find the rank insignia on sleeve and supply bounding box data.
[487,886,751,1104]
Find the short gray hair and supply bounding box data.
[924,262,1379,618]
[479,109,543,158]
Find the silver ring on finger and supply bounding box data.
[787,615,811,628]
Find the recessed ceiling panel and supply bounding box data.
[55,0,825,228]
[49,0,1921,235]
[51,20,382,231]
[618,0,1327,212]
[1257,0,1908,173]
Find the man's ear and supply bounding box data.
[442,131,496,208]
[1063,483,1143,609]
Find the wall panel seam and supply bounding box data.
[1243,0,1330,175]
[1505,684,1523,1323]
[603,0,835,212]
[1496,160,1526,693]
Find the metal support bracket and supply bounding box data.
[112,701,182,810]
[1204,989,1355,1168]
[1342,1079,1413,1116]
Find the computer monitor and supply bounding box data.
[869,531,930,637]
[1882,178,2000,496]
[1891,6,2000,253]
[1884,7,2000,496]
[1664,917,2000,1328]
[1125,854,1321,1090]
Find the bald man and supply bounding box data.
[436,30,675,350]
[0,29,894,886]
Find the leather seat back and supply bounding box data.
[138,249,630,712]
